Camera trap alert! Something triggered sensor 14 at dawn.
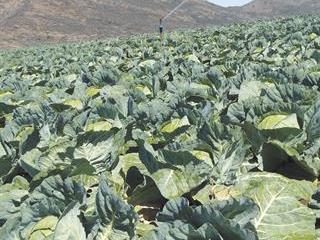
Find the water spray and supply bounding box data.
[159,0,188,40]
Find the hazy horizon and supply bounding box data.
[208,0,253,7]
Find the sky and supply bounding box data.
[208,0,253,7]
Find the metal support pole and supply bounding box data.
[159,18,164,41]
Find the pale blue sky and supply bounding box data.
[208,0,253,7]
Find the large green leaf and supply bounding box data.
[143,223,221,240]
[53,202,86,240]
[215,173,317,240]
[19,175,86,239]
[139,142,211,199]
[88,177,138,240]
[0,138,16,180]
[238,81,268,102]
[73,129,126,173]
[143,197,259,240]
[304,100,320,142]
[20,136,73,177]
[0,176,29,223]
[198,122,251,185]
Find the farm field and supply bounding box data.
[1,15,320,239]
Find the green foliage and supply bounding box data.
[0,15,320,239]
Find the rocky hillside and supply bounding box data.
[0,0,319,48]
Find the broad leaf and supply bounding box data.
[214,172,317,240]
[53,202,86,240]
[144,197,259,240]
[88,177,138,240]
[139,142,211,199]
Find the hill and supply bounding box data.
[0,0,319,48]
[240,0,320,17]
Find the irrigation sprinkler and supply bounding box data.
[159,0,188,41]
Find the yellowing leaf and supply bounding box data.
[136,85,152,96]
[253,47,264,54]
[86,87,101,97]
[258,113,300,130]
[191,150,213,167]
[85,120,112,132]
[29,216,58,240]
[160,116,190,134]
[309,33,318,41]
[63,99,83,110]
[120,73,134,82]
[190,83,211,90]
[0,91,13,99]
[15,126,34,142]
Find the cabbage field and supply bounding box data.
[1,15,320,239]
